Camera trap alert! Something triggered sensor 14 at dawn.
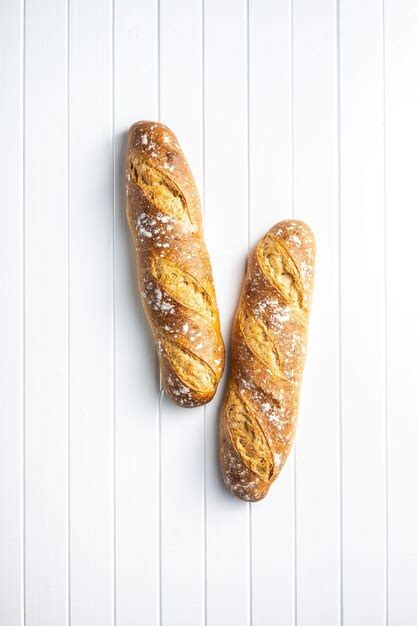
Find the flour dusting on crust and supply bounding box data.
[220,220,315,501]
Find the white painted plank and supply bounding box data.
[159,1,205,625]
[24,1,69,625]
[68,0,114,624]
[0,1,23,625]
[113,1,160,625]
[292,1,341,623]
[3,3,417,623]
[204,2,250,625]
[385,1,417,623]
[248,1,295,625]
[339,2,386,623]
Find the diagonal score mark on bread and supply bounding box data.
[225,385,274,482]
[130,157,192,223]
[160,337,216,393]
[257,233,304,308]
[151,256,214,319]
[238,307,285,380]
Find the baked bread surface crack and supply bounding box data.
[130,157,191,223]
[226,385,274,482]
[151,256,213,319]
[257,234,304,308]
[161,337,216,393]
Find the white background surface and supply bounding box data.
[1,0,416,625]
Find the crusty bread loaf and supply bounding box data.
[125,121,225,407]
[220,220,315,501]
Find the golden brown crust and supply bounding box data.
[220,220,315,501]
[125,121,225,407]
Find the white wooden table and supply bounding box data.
[1,1,416,624]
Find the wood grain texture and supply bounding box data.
[292,1,341,623]
[68,1,114,624]
[385,1,417,624]
[0,1,23,625]
[114,1,160,625]
[340,1,386,623]
[1,0,417,624]
[24,1,69,625]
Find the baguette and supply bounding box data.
[125,121,225,407]
[220,220,315,501]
